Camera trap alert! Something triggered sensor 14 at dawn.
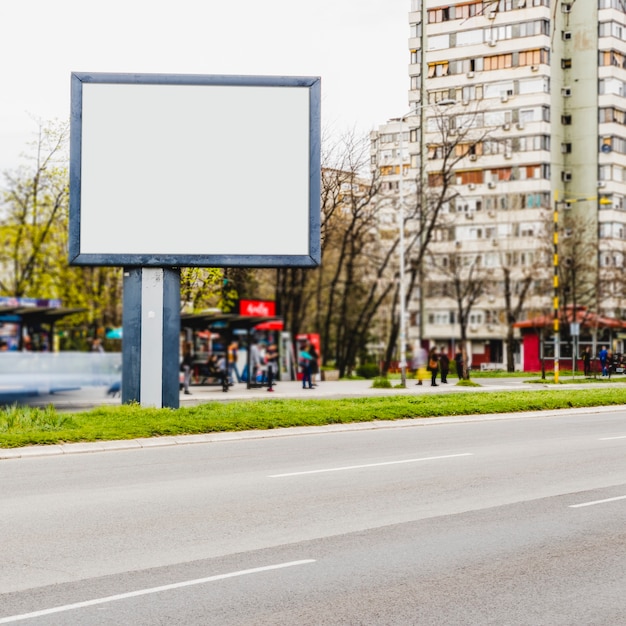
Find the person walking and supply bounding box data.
[439,347,450,383]
[181,341,194,395]
[249,337,263,385]
[455,346,464,380]
[412,344,428,385]
[599,345,609,377]
[309,342,320,387]
[265,341,279,392]
[299,342,314,389]
[582,346,591,377]
[227,340,240,384]
[428,347,439,387]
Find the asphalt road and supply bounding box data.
[1,406,625,624]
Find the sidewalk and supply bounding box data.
[17,374,612,412]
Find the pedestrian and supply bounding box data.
[266,341,279,392]
[412,344,428,385]
[299,342,314,389]
[227,340,240,384]
[428,347,439,387]
[91,337,104,353]
[455,347,464,380]
[439,347,450,383]
[181,341,194,395]
[309,342,320,386]
[582,346,591,377]
[249,337,263,385]
[598,345,609,377]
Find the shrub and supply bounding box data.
[371,376,392,388]
[356,363,380,379]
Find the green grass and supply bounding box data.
[1,387,625,449]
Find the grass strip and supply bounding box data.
[1,387,625,449]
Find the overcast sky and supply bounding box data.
[0,0,410,176]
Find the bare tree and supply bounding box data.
[430,250,486,378]
[381,105,490,373]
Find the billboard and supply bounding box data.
[69,72,321,268]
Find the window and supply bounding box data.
[561,58,572,69]
[484,53,513,70]
[428,62,449,77]
[561,142,572,153]
[562,114,572,125]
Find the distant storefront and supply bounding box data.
[514,305,626,372]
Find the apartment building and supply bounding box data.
[372,0,626,367]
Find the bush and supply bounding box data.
[356,363,380,379]
[371,376,392,388]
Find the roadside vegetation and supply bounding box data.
[1,387,625,449]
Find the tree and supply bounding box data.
[0,120,70,297]
[0,121,128,345]
[429,249,486,379]
[381,105,489,374]
[272,129,398,377]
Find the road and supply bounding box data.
[1,407,625,624]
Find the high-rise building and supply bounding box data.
[372,0,626,368]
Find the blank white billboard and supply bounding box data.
[69,73,321,267]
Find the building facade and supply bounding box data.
[372,0,626,368]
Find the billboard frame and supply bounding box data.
[69,71,321,268]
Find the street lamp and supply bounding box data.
[393,99,455,387]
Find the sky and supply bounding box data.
[0,0,410,176]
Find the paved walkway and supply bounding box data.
[17,374,622,412]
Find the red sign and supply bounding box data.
[239,299,276,317]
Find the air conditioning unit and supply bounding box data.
[469,154,477,161]
[504,152,512,159]
[488,11,497,19]
[487,324,494,331]
[488,210,496,218]
[488,181,497,189]
[455,241,462,248]
[468,183,476,190]
[501,95,509,103]
[516,122,525,130]
[503,122,511,131]
[466,212,474,219]
[462,100,470,106]
[531,65,539,72]
[598,181,606,188]
[492,238,499,246]
[449,128,458,135]
[467,71,475,78]
[488,40,497,47]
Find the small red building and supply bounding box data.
[513,306,626,372]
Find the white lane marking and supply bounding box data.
[0,560,316,624]
[569,495,626,509]
[598,435,626,440]
[269,453,474,478]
